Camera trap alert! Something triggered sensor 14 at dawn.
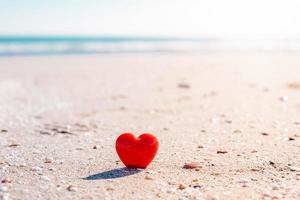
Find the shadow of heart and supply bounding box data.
[82,167,143,180]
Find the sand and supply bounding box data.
[0,52,300,200]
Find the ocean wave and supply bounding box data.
[0,37,300,56]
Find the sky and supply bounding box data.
[0,0,300,38]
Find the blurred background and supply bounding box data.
[1,0,300,55]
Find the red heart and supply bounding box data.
[115,133,159,169]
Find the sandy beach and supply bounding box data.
[0,52,300,200]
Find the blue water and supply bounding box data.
[0,36,299,56]
[0,36,210,43]
[0,36,213,56]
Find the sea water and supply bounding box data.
[0,36,299,56]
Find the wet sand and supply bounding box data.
[0,53,300,199]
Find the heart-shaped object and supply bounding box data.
[116,133,159,169]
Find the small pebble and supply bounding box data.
[193,184,202,189]
[106,187,114,191]
[233,129,242,133]
[67,185,78,192]
[144,175,153,180]
[44,158,53,164]
[1,130,8,133]
[1,179,12,184]
[272,185,280,190]
[288,137,295,141]
[288,166,300,172]
[8,144,20,148]
[287,82,300,89]
[178,184,186,190]
[261,132,269,136]
[279,96,288,102]
[269,161,276,166]
[217,150,228,154]
[39,131,51,135]
[19,163,27,167]
[178,83,190,89]
[57,160,64,164]
[183,162,201,169]
[119,106,126,110]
